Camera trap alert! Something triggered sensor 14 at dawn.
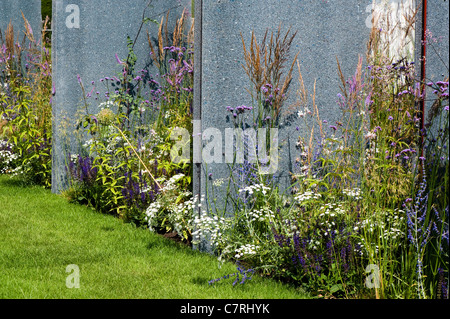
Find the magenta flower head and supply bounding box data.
[90,115,98,125]
[115,53,125,65]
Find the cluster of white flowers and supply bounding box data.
[212,177,226,187]
[144,189,198,236]
[374,209,405,242]
[383,209,405,239]
[281,218,300,238]
[82,138,94,149]
[297,106,312,118]
[0,140,18,174]
[8,165,23,177]
[70,153,79,164]
[364,140,380,163]
[98,100,117,110]
[164,110,172,119]
[239,183,271,196]
[296,164,310,177]
[234,244,259,260]
[146,130,163,159]
[166,194,197,236]
[365,130,377,140]
[294,191,322,204]
[144,201,162,231]
[357,218,379,234]
[104,128,125,155]
[192,211,231,248]
[0,83,8,99]
[342,188,362,200]
[162,173,185,192]
[310,239,322,251]
[316,202,347,236]
[355,208,406,256]
[0,140,11,148]
[247,207,275,223]
[319,202,346,217]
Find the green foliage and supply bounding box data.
[2,86,52,186]
[0,175,308,299]
[0,17,52,187]
[66,11,194,235]
[41,0,52,20]
[198,24,449,299]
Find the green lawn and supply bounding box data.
[0,175,310,299]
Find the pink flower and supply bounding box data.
[115,53,125,65]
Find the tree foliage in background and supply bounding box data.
[41,0,52,22]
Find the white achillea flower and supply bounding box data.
[98,100,117,110]
[355,208,406,257]
[161,173,185,191]
[212,178,226,187]
[0,140,18,174]
[239,184,271,196]
[294,191,321,204]
[166,194,195,236]
[82,138,94,149]
[343,188,362,200]
[192,211,231,248]
[145,190,196,236]
[247,207,275,223]
[365,131,377,140]
[234,244,259,259]
[144,201,162,231]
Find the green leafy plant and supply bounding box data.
[0,16,52,187]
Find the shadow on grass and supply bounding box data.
[191,276,210,286]
[0,176,33,189]
[146,234,210,260]
[101,226,116,232]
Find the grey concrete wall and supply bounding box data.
[425,0,449,98]
[0,0,41,41]
[414,0,449,137]
[51,0,192,193]
[197,0,371,214]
